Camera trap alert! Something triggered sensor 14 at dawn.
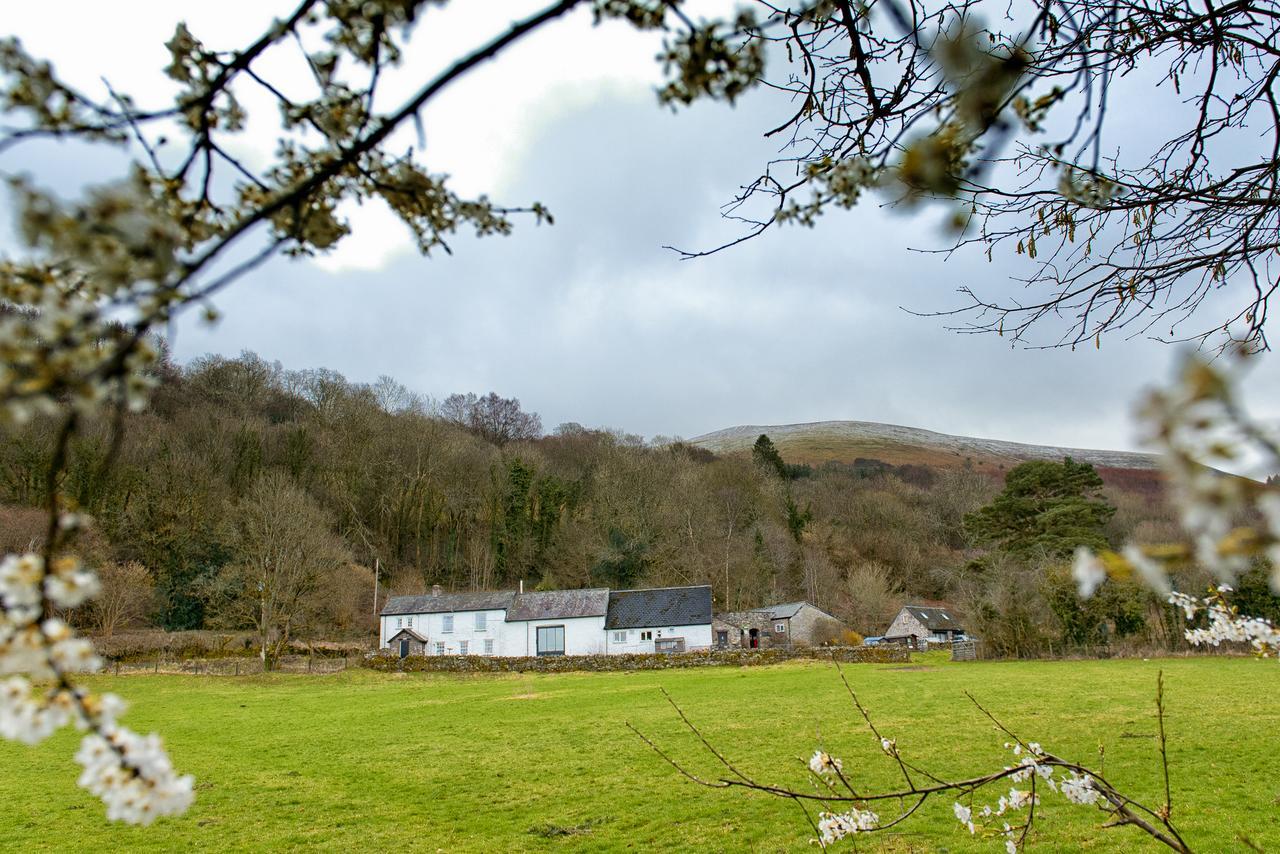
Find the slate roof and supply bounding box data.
[505,588,609,622]
[380,590,515,617]
[901,605,964,631]
[747,601,841,621]
[606,585,712,629]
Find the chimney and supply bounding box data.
[431,584,442,598]
[519,579,524,594]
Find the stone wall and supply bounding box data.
[789,605,847,646]
[363,645,910,674]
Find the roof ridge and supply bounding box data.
[610,584,712,593]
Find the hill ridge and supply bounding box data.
[688,419,1160,472]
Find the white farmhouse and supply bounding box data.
[502,588,609,656]
[380,587,513,658]
[604,586,714,654]
[379,583,713,657]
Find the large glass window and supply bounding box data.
[536,625,565,656]
[474,612,487,631]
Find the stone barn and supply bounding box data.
[883,605,966,648]
[713,601,847,649]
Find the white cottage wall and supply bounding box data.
[380,608,508,654]
[605,623,713,654]
[501,616,607,656]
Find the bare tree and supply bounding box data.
[688,0,1280,351]
[204,474,352,670]
[88,561,154,637]
[440,391,543,445]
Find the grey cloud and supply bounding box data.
[156,85,1280,456]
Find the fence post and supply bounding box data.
[234,659,239,677]
[154,655,160,674]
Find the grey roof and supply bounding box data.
[606,585,712,629]
[381,590,515,617]
[505,588,609,622]
[902,605,964,631]
[749,601,806,620]
[749,601,841,621]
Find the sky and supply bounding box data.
[6,1,1280,459]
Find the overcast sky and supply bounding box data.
[7,1,1280,460]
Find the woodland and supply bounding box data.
[5,347,1273,656]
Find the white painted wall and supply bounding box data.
[605,623,713,654]
[380,610,713,657]
[501,615,607,656]
[379,608,506,655]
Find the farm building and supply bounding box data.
[883,605,967,648]
[713,601,847,649]
[604,586,714,654]
[379,584,712,657]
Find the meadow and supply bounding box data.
[1,655,1276,852]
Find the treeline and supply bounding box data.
[4,349,1266,654]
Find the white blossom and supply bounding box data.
[809,749,843,777]
[1072,547,1107,598]
[816,806,879,843]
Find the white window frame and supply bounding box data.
[442,614,454,633]
[640,630,652,641]
[407,616,414,628]
[474,612,487,632]
[483,638,494,656]
[775,622,786,633]
[611,630,627,643]
[395,617,402,628]
[459,640,469,656]
[435,642,446,656]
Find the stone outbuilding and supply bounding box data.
[713,601,847,649]
[386,627,429,658]
[883,604,966,648]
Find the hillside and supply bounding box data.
[688,420,1163,487]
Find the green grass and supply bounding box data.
[1,655,1277,852]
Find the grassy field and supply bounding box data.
[1,655,1277,852]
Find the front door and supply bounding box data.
[398,639,410,658]
[749,628,759,649]
[536,625,565,656]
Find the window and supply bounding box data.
[407,616,414,628]
[474,612,487,631]
[536,625,566,656]
[640,630,652,641]
[442,615,454,633]
[775,623,786,634]
[459,640,469,656]
[395,617,402,628]
[611,630,627,643]
[435,642,445,656]
[484,638,494,656]
[716,630,729,646]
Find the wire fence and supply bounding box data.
[107,654,360,677]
